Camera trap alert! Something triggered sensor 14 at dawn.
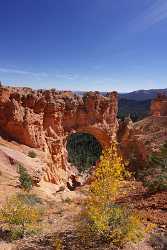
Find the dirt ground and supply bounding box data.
[0,136,167,249]
[1,180,166,250]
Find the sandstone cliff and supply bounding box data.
[0,86,118,184]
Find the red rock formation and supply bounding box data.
[118,116,148,172]
[151,93,167,117]
[0,86,118,184]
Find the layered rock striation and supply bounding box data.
[0,86,118,184]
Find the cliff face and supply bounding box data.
[0,86,118,184]
[150,93,167,117]
[118,117,148,171]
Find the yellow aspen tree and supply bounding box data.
[80,141,145,247]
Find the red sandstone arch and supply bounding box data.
[0,87,118,184]
[76,127,111,148]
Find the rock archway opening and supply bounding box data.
[66,132,102,173]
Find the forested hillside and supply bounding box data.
[118,99,151,121]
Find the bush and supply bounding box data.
[17,164,33,191]
[16,193,43,206]
[144,176,167,193]
[28,150,37,158]
[79,142,145,248]
[141,141,167,193]
[0,193,43,240]
[54,234,62,250]
[149,230,167,250]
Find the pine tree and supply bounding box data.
[18,165,33,192]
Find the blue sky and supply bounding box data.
[0,0,167,92]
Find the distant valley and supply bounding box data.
[118,88,167,120]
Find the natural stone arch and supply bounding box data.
[76,126,111,149]
[0,87,118,184]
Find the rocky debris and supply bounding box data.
[149,228,167,250]
[118,182,167,226]
[15,228,156,250]
[32,169,43,186]
[133,116,167,153]
[0,86,118,185]
[0,242,16,250]
[66,175,81,191]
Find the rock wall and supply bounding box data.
[0,86,118,184]
[151,93,167,117]
[118,117,148,172]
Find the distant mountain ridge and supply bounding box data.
[75,88,167,101]
[119,88,167,101]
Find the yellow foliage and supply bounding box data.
[54,237,62,250]
[144,222,156,234]
[0,193,43,239]
[90,142,129,202]
[80,142,146,247]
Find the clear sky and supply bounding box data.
[0,0,167,92]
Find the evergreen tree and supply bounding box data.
[18,165,33,192]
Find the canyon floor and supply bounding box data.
[0,128,167,249]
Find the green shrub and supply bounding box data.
[0,193,43,240]
[144,176,167,193]
[10,227,24,240]
[16,193,43,206]
[108,205,144,246]
[28,150,37,158]
[141,141,167,193]
[17,164,33,191]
